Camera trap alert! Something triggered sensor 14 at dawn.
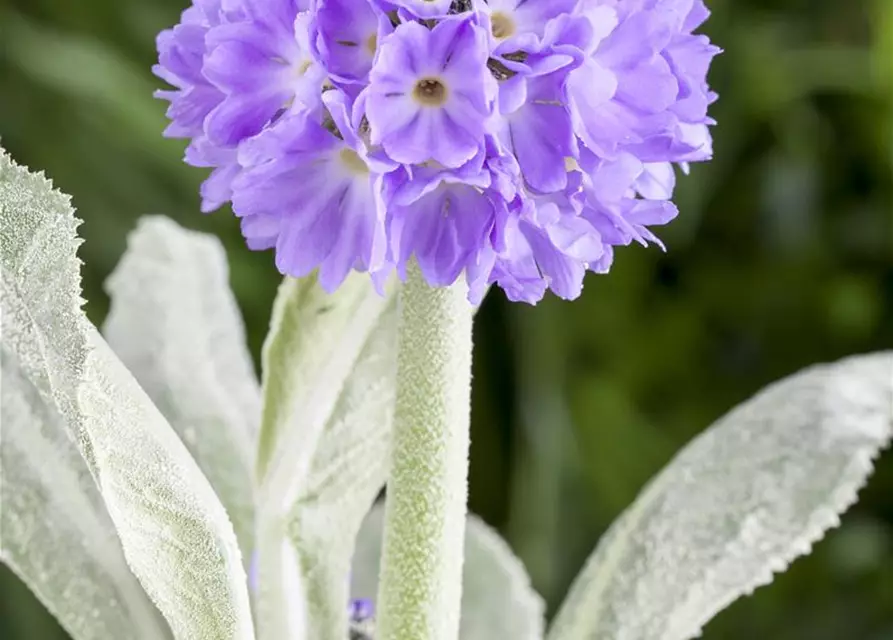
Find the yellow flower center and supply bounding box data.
[491,12,516,40]
[295,59,312,77]
[339,148,369,175]
[412,78,448,107]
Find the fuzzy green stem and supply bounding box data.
[376,263,474,640]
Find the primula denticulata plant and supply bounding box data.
[2,0,892,639]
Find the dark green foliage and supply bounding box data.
[0,0,890,638]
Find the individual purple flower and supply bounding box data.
[203,3,327,146]
[154,0,247,213]
[155,0,719,305]
[491,189,605,303]
[349,597,375,622]
[311,0,393,85]
[629,0,721,162]
[153,0,225,139]
[184,138,241,213]
[497,69,577,193]
[565,3,677,159]
[365,14,497,168]
[576,149,679,265]
[382,149,501,303]
[480,0,578,55]
[488,12,590,192]
[232,91,393,291]
[566,0,719,162]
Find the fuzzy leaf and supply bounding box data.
[253,273,394,640]
[255,274,391,493]
[0,149,255,640]
[547,352,893,640]
[103,216,259,558]
[79,328,257,640]
[286,299,398,640]
[0,152,169,640]
[352,503,546,640]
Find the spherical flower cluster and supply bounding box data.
[155,0,719,304]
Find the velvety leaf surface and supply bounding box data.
[0,149,255,640]
[103,216,259,558]
[547,352,893,640]
[0,151,170,640]
[253,273,394,640]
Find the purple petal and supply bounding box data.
[521,220,587,300]
[504,71,575,193]
[390,183,495,287]
[313,0,387,83]
[634,162,675,200]
[204,89,291,146]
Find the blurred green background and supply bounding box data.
[1,0,892,637]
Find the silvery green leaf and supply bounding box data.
[287,299,397,640]
[79,327,257,640]
[352,503,546,640]
[0,153,169,640]
[255,274,391,492]
[547,352,893,640]
[103,215,259,558]
[0,149,256,640]
[253,273,394,640]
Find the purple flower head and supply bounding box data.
[156,0,719,304]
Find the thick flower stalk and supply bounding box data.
[155,0,719,304]
[377,264,473,640]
